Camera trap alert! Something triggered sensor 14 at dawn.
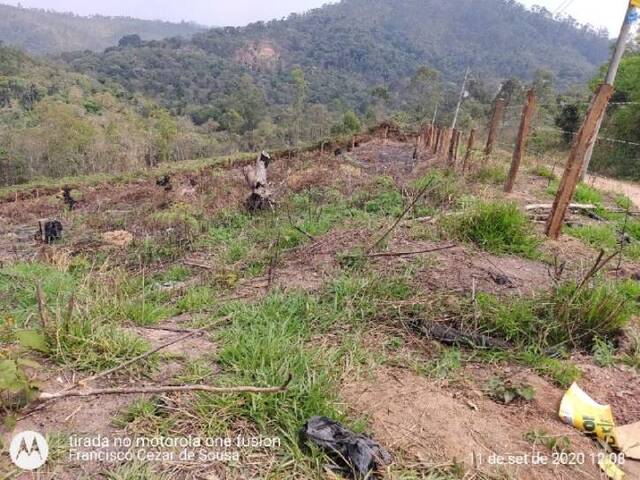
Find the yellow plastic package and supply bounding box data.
[558,383,617,448]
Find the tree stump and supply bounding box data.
[243,151,273,212]
[36,219,63,244]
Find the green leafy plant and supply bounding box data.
[485,377,535,404]
[524,429,572,453]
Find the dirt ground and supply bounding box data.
[343,366,640,479]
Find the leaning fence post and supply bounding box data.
[484,98,506,159]
[546,84,614,239]
[504,89,537,193]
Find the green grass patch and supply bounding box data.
[476,279,637,352]
[175,286,217,313]
[444,200,539,257]
[473,164,508,185]
[547,181,603,205]
[0,262,77,328]
[412,169,463,208]
[532,165,556,180]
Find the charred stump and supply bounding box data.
[36,219,63,244]
[62,187,77,210]
[243,151,273,212]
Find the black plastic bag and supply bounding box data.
[300,416,392,478]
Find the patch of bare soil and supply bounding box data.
[586,173,640,209]
[378,235,552,296]
[568,354,640,426]
[342,366,640,479]
[348,139,420,181]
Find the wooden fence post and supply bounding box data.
[462,129,476,172]
[439,128,452,160]
[453,130,461,161]
[448,129,459,166]
[545,84,614,239]
[484,98,506,158]
[431,125,437,151]
[504,89,537,193]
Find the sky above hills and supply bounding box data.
[2,0,633,35]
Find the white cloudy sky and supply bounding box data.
[2,0,634,36]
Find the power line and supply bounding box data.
[554,0,575,15]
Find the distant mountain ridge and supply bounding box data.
[0,3,205,54]
[60,0,610,117]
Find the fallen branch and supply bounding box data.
[38,375,292,401]
[35,281,49,329]
[286,205,315,240]
[411,320,510,350]
[525,203,596,211]
[366,244,456,258]
[75,330,203,388]
[183,259,215,270]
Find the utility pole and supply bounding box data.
[451,67,470,129]
[579,2,638,180]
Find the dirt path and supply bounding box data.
[586,173,640,208]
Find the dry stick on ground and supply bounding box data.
[78,330,204,387]
[366,244,457,258]
[183,259,215,270]
[35,281,49,329]
[286,204,315,240]
[617,205,631,272]
[367,177,436,253]
[267,230,281,291]
[38,375,292,401]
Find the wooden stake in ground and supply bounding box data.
[243,151,273,211]
[546,84,614,239]
[430,125,437,151]
[433,127,442,154]
[448,129,461,166]
[462,129,476,172]
[484,98,506,158]
[439,128,452,161]
[504,89,537,193]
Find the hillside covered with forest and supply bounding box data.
[0,3,204,55]
[0,45,222,185]
[62,0,610,118]
[2,0,634,187]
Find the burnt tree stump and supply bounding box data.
[62,187,77,210]
[36,219,63,244]
[243,151,273,212]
